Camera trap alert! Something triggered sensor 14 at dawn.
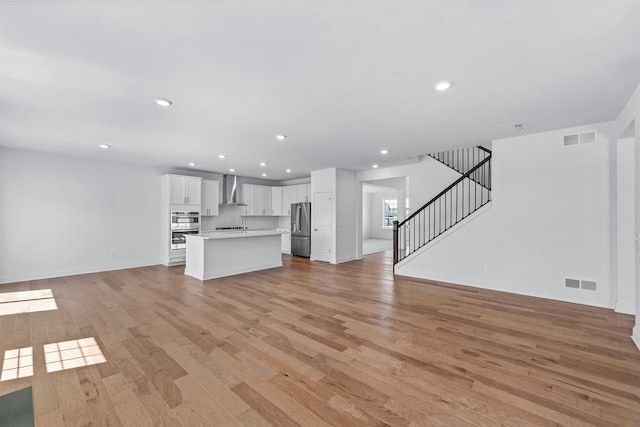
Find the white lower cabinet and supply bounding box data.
[281,233,291,254]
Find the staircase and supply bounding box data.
[393,146,492,266]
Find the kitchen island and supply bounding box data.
[184,230,283,280]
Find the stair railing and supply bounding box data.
[428,146,492,189]
[393,148,492,265]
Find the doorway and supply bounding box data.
[359,177,408,258]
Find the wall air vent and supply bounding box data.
[565,278,597,292]
[563,131,597,146]
[565,278,580,289]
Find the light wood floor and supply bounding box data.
[1,251,639,426]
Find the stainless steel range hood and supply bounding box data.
[223,175,247,205]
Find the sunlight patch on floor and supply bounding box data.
[44,337,106,373]
[1,347,33,381]
[0,289,57,316]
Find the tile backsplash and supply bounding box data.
[200,205,285,231]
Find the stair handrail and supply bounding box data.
[399,154,491,227]
[428,145,492,189]
[393,151,492,266]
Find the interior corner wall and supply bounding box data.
[616,82,640,348]
[362,192,371,239]
[396,122,615,309]
[615,138,636,314]
[336,168,358,263]
[0,147,162,284]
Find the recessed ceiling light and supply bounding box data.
[435,81,451,91]
[380,149,389,155]
[154,98,172,107]
[285,169,292,173]
[229,168,236,172]
[188,162,196,167]
[218,154,226,159]
[261,173,267,177]
[372,164,379,169]
[276,134,287,141]
[99,144,110,149]
[260,162,267,166]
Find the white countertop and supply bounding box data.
[189,229,283,240]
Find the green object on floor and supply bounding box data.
[0,386,34,427]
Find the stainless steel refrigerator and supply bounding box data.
[291,202,311,257]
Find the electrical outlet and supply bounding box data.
[485,264,492,271]
[110,251,116,258]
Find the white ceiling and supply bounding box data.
[1,1,638,180]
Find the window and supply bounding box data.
[383,199,397,229]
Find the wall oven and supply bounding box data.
[170,211,199,250]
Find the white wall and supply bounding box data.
[396,122,615,308]
[336,168,358,263]
[358,156,461,217]
[615,138,636,314]
[0,147,162,283]
[616,82,640,348]
[362,190,371,238]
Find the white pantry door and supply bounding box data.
[313,192,332,262]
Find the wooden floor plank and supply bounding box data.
[0,251,638,426]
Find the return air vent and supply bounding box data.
[563,131,597,146]
[565,278,580,289]
[565,278,597,292]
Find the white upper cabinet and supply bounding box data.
[297,184,310,203]
[255,185,272,216]
[201,179,220,216]
[271,187,282,216]
[241,183,255,215]
[282,186,296,216]
[242,183,310,216]
[185,178,201,205]
[168,175,202,206]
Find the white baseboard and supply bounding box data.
[633,326,640,352]
[615,300,635,315]
[394,270,613,310]
[0,259,161,285]
[335,256,357,264]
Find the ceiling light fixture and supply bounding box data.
[435,81,451,91]
[372,164,379,169]
[285,169,292,173]
[154,98,172,107]
[380,149,389,155]
[260,162,267,166]
[218,154,226,159]
[229,168,236,172]
[188,162,196,167]
[261,173,267,177]
[276,135,287,141]
[98,144,110,149]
